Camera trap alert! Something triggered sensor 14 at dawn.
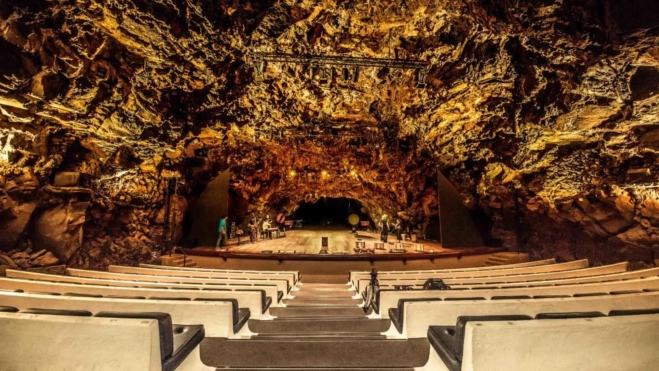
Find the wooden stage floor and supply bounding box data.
[220,228,448,255]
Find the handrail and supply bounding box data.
[171,246,188,267]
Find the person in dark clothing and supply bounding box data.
[394,218,402,242]
[379,216,389,243]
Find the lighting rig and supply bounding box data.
[252,52,429,87]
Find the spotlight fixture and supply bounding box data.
[342,67,350,81]
[289,170,296,177]
[95,67,108,79]
[254,57,266,81]
[321,170,328,177]
[284,66,295,78]
[318,67,329,83]
[415,69,427,88]
[350,170,357,176]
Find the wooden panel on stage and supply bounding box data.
[438,172,484,248]
[182,168,230,247]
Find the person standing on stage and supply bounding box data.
[248,218,256,243]
[216,217,228,248]
[379,215,389,243]
[394,218,402,242]
[262,215,272,239]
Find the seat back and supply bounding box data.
[402,291,659,338]
[0,290,235,337]
[0,312,162,371]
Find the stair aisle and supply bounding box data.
[201,282,429,370]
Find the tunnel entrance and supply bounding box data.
[291,198,369,228]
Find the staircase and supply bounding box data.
[160,255,199,268]
[484,252,529,266]
[201,282,429,370]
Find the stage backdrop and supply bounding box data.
[182,169,230,247]
[438,172,484,248]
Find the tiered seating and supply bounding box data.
[419,311,659,371]
[139,263,300,284]
[6,269,283,305]
[68,268,291,296]
[349,258,557,285]
[354,259,592,293]
[0,276,272,317]
[2,258,657,370]
[351,258,659,370]
[0,310,213,371]
[0,264,301,369]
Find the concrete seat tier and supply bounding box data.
[67,268,290,296]
[140,263,300,284]
[0,277,272,317]
[358,261,629,295]
[392,290,659,338]
[418,312,659,371]
[375,275,659,318]
[109,265,295,292]
[355,259,591,292]
[349,258,556,284]
[6,269,284,306]
[0,311,213,371]
[0,290,250,338]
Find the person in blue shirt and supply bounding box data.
[216,217,227,248]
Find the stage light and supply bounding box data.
[350,170,356,176]
[284,66,295,78]
[415,69,427,87]
[318,67,329,83]
[342,67,350,81]
[321,170,328,177]
[289,170,296,177]
[254,57,266,81]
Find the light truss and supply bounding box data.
[253,52,428,69]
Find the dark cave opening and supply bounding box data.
[291,197,370,228]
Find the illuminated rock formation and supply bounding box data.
[0,0,657,268]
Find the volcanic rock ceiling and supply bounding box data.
[0,0,658,269]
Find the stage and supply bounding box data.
[221,229,445,255]
[178,228,508,282]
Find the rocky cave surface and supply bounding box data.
[1,0,658,270]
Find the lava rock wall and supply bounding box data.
[0,0,658,269]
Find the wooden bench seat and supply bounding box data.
[419,311,659,371]
[110,266,295,292]
[357,261,627,295]
[349,258,556,285]
[6,269,284,305]
[67,268,290,297]
[389,290,659,338]
[0,277,272,317]
[0,290,251,338]
[376,276,659,318]
[0,311,213,371]
[140,264,300,284]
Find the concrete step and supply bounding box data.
[291,290,355,298]
[270,307,366,318]
[284,298,362,307]
[249,318,390,334]
[254,333,386,340]
[222,368,413,371]
[200,338,429,368]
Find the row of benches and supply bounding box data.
[348,259,659,370]
[0,264,302,370]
